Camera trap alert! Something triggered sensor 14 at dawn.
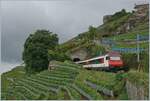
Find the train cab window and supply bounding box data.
[99,58,104,63]
[110,57,120,60]
[106,56,110,60]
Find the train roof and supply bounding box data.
[107,51,121,56]
[76,51,121,64]
[76,54,108,63]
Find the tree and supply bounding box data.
[88,26,97,40]
[23,30,58,73]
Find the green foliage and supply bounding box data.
[126,71,149,97]
[74,70,102,100]
[115,42,149,48]
[67,86,82,100]
[138,52,149,73]
[96,9,131,35]
[117,88,128,100]
[86,43,106,57]
[87,26,97,40]
[23,29,58,73]
[107,9,129,22]
[1,66,25,93]
[2,61,149,100]
[122,53,138,70]
[2,61,80,100]
[122,52,149,72]
[104,14,130,32]
[127,71,149,87]
[110,31,148,41]
[85,70,117,90]
[48,50,70,62]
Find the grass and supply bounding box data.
[1,66,26,93]
[117,88,128,100]
[126,71,149,88]
[1,61,80,100]
[1,61,149,100]
[126,71,149,99]
[114,41,149,48]
[74,70,103,100]
[110,30,149,41]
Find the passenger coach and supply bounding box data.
[76,51,124,71]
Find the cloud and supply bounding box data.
[0,62,20,74]
[1,0,148,63]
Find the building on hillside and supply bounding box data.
[103,15,112,23]
[48,61,56,71]
[134,3,149,18]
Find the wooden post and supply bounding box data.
[137,34,140,62]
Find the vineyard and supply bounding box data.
[1,61,131,100]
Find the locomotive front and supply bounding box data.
[107,51,124,71]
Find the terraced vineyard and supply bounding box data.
[1,61,105,100]
[2,61,149,100]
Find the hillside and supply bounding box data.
[60,4,149,72]
[61,4,149,55]
[1,3,149,100]
[1,61,149,100]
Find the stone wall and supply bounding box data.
[103,15,112,23]
[102,3,149,36]
[125,80,149,100]
[70,48,88,61]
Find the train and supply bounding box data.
[75,51,124,72]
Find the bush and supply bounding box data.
[122,53,138,71]
[107,9,128,22]
[87,43,106,57]
[138,52,149,73]
[48,50,71,62]
[122,52,149,72]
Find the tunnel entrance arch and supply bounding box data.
[73,58,80,62]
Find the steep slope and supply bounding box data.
[2,61,148,100]
[61,4,149,56]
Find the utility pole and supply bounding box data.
[137,34,140,62]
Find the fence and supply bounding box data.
[101,38,115,45]
[100,34,149,53]
[138,35,149,41]
[101,34,149,45]
[101,38,115,46]
[111,47,146,53]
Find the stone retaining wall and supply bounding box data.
[126,80,149,100]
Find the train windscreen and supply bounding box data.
[110,57,120,60]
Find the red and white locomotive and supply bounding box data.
[76,51,124,71]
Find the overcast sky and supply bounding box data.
[0,0,148,73]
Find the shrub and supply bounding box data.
[48,50,71,62]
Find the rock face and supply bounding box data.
[126,80,149,100]
[134,3,149,18]
[102,3,149,36]
[117,4,149,35]
[103,15,112,23]
[128,3,149,25]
